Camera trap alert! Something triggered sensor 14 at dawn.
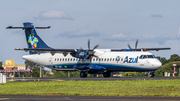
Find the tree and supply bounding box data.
[29,68,40,77]
[155,61,180,76]
[0,61,3,70]
[168,54,180,61]
[25,60,39,69]
[156,56,169,65]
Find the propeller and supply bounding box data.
[127,39,139,51]
[85,39,99,69]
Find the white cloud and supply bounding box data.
[103,33,136,41]
[103,33,177,44]
[37,10,74,20]
[151,14,163,18]
[57,26,100,38]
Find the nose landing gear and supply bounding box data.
[149,71,155,77]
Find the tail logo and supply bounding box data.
[28,35,38,49]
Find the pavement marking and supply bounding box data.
[0,98,9,100]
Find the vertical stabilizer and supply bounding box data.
[6,22,51,54]
[23,22,51,54]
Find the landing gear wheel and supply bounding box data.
[150,73,155,77]
[103,72,111,78]
[80,71,87,78]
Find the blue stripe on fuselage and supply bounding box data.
[45,63,157,71]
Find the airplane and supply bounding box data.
[6,22,171,77]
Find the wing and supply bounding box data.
[111,48,171,52]
[15,48,76,56]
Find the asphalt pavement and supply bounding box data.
[0,95,180,101]
[6,76,180,82]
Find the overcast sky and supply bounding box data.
[0,0,180,64]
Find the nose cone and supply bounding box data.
[154,60,162,69]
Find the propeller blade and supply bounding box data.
[89,56,92,69]
[127,43,132,50]
[88,39,90,50]
[135,39,139,50]
[93,44,99,50]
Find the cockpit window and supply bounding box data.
[143,55,147,59]
[139,55,143,59]
[139,55,156,59]
[147,55,153,58]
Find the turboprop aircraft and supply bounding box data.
[6,22,171,77]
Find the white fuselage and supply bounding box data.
[22,49,162,72]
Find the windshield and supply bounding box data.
[139,55,156,59]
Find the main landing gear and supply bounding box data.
[149,72,155,77]
[80,71,87,78]
[103,72,111,77]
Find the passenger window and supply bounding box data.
[55,58,56,61]
[68,58,69,61]
[57,58,59,61]
[70,58,72,61]
[62,58,64,61]
[93,58,95,61]
[101,58,103,61]
[60,58,61,61]
[65,58,67,61]
[73,58,75,61]
[107,58,109,61]
[104,58,106,61]
[112,58,114,61]
[110,58,112,61]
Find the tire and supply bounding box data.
[150,73,155,77]
[103,72,111,78]
[80,71,87,78]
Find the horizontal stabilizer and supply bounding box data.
[6,26,50,29]
[15,48,76,52]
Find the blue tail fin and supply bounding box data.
[6,22,52,54]
[23,22,51,54]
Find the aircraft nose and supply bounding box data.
[154,60,162,69]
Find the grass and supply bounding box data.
[1,79,180,96]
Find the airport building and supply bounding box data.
[2,60,25,70]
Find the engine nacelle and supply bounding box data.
[73,49,88,59]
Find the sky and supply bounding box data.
[0,0,180,65]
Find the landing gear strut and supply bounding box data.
[80,71,87,78]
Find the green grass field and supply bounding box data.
[1,79,180,96]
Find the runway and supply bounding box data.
[6,76,180,82]
[0,95,180,101]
